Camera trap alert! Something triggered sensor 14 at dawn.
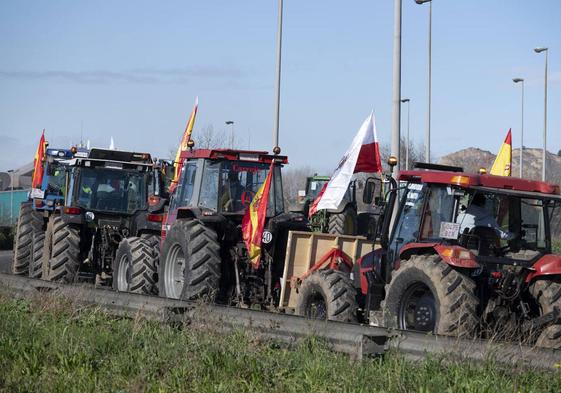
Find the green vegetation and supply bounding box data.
[553,240,561,255]
[0,297,560,393]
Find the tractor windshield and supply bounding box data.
[45,162,67,195]
[75,167,147,214]
[307,178,329,200]
[196,160,283,216]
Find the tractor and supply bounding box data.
[294,161,561,348]
[296,174,385,238]
[158,148,308,308]
[12,145,88,278]
[40,148,167,294]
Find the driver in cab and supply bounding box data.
[457,193,515,241]
[220,171,243,212]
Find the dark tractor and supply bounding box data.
[296,174,384,238]
[41,149,167,294]
[158,149,308,308]
[296,161,561,348]
[12,146,88,278]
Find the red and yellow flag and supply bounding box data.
[490,129,512,177]
[31,130,46,189]
[169,97,198,193]
[242,162,274,268]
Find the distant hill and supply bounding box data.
[440,147,561,186]
[440,147,561,239]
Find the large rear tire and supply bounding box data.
[529,280,561,349]
[382,255,479,337]
[158,220,221,300]
[113,236,159,294]
[12,203,41,275]
[45,216,81,283]
[295,269,358,323]
[328,206,358,236]
[29,230,45,279]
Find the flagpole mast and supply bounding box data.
[272,0,283,156]
[391,0,402,175]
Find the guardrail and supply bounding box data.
[0,272,558,370]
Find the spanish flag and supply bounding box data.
[169,97,198,193]
[490,129,512,177]
[31,130,46,189]
[242,162,274,268]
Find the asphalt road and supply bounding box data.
[0,250,12,274]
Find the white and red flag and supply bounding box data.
[309,113,382,216]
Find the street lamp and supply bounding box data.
[415,0,432,163]
[7,170,14,225]
[401,98,411,170]
[534,47,548,182]
[225,121,234,148]
[272,0,283,155]
[512,78,524,178]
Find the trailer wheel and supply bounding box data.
[328,206,357,236]
[295,269,358,323]
[529,280,561,349]
[29,230,45,279]
[382,254,479,337]
[113,237,158,294]
[159,219,221,300]
[12,203,41,275]
[46,216,81,283]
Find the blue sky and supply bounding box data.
[0,0,560,172]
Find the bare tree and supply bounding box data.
[380,138,426,170]
[282,165,316,208]
[196,124,227,149]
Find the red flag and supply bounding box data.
[31,130,46,189]
[308,182,328,218]
[242,162,274,268]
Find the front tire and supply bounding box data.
[113,236,159,294]
[158,220,221,300]
[328,206,357,236]
[12,203,41,275]
[382,255,479,337]
[45,216,81,283]
[529,280,561,349]
[295,269,358,323]
[29,230,45,279]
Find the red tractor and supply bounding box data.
[295,162,561,348]
[158,149,308,308]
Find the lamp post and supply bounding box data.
[225,121,234,148]
[391,0,402,177]
[534,47,548,182]
[512,78,524,178]
[272,0,283,155]
[415,0,432,163]
[7,170,14,225]
[401,98,411,170]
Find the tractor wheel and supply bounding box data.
[12,203,41,275]
[113,237,158,294]
[158,219,221,301]
[295,269,358,323]
[328,206,358,236]
[529,280,561,349]
[382,254,479,337]
[140,233,161,264]
[45,216,81,283]
[29,229,45,279]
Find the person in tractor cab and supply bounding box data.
[220,171,244,212]
[458,192,515,241]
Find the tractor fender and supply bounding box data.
[399,243,480,269]
[526,254,561,283]
[357,248,385,295]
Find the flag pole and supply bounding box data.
[272,0,283,155]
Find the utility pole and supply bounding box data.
[272,0,283,155]
[391,0,402,176]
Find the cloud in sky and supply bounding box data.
[0,66,245,85]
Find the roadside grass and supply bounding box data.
[0,297,560,393]
[553,239,561,254]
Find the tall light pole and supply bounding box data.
[415,0,432,163]
[272,0,283,155]
[391,0,402,177]
[225,121,234,148]
[8,170,14,225]
[534,47,548,181]
[512,78,524,178]
[401,98,411,170]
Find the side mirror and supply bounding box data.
[363,177,377,205]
